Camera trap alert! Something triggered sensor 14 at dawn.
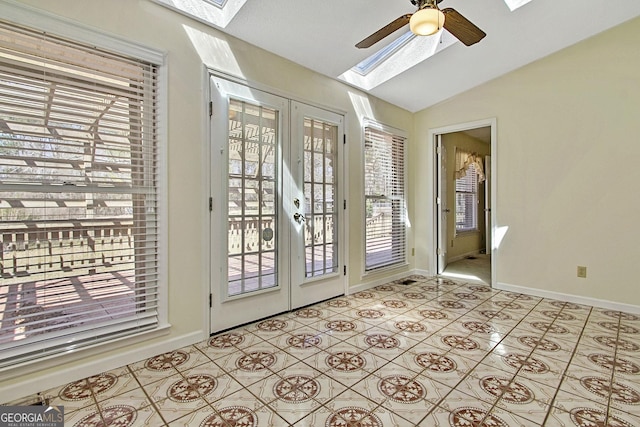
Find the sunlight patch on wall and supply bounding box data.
[183,25,244,78]
[503,0,533,12]
[152,0,246,28]
[494,225,509,250]
[348,92,375,127]
[339,30,457,91]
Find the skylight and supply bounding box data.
[340,29,457,91]
[203,0,226,7]
[503,0,533,12]
[353,31,416,76]
[152,0,246,28]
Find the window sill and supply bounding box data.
[362,261,410,279]
[1,324,171,382]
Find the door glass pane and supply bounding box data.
[227,99,278,296]
[303,118,338,278]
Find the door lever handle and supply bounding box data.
[443,209,451,213]
[293,212,306,222]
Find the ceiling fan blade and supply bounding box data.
[441,8,486,46]
[356,14,412,49]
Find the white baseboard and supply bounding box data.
[349,270,413,294]
[412,268,431,277]
[495,282,640,314]
[447,250,483,263]
[0,330,205,404]
[349,269,433,294]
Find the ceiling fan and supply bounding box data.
[355,0,486,49]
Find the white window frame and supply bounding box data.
[362,120,407,273]
[0,2,168,376]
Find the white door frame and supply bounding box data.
[428,118,497,286]
[436,135,448,274]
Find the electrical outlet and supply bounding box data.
[577,266,587,278]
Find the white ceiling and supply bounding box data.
[217,0,640,112]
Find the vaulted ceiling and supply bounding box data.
[159,0,640,112]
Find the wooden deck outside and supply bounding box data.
[0,218,138,344]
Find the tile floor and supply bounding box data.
[6,275,640,426]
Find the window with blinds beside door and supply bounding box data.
[363,124,407,271]
[0,21,164,368]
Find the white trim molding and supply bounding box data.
[495,282,640,314]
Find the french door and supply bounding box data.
[209,77,344,332]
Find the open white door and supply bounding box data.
[436,135,448,274]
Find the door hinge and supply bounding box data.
[209,197,213,212]
[343,200,346,210]
[343,265,347,276]
[343,134,346,145]
[209,293,212,307]
[437,248,442,256]
[436,196,441,205]
[208,101,213,118]
[436,145,441,154]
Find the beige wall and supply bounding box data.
[1,0,413,398]
[442,132,490,261]
[414,16,640,306]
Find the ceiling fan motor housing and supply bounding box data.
[411,0,444,8]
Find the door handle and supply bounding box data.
[443,209,451,213]
[293,213,306,222]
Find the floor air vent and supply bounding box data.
[400,279,417,285]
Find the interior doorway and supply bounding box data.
[431,120,496,286]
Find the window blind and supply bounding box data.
[364,125,406,271]
[455,163,478,232]
[0,21,161,367]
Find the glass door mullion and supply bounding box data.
[240,102,247,294]
[322,123,328,276]
[309,119,316,278]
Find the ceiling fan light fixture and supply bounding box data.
[409,7,445,36]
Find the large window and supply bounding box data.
[0,21,163,367]
[364,124,406,271]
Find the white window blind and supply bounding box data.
[364,125,406,271]
[455,163,478,232]
[0,21,161,367]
